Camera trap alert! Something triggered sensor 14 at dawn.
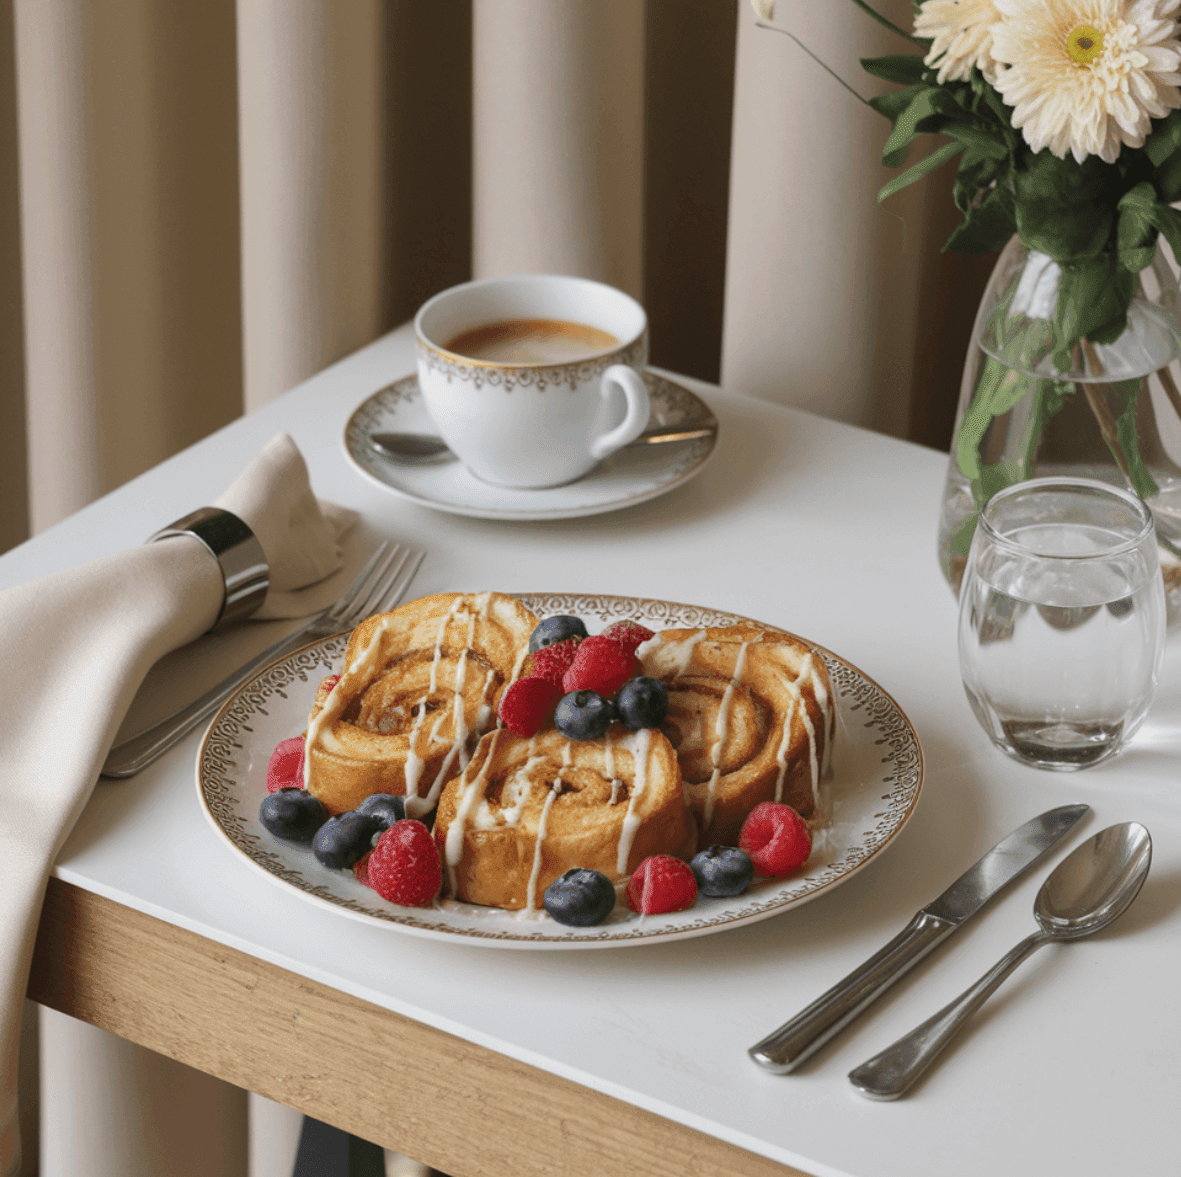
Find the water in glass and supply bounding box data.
[958,482,1166,770]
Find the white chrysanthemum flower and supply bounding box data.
[751,0,775,21]
[992,0,1181,163]
[915,0,1006,82]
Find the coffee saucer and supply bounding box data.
[342,370,718,521]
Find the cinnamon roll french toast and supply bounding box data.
[303,591,537,816]
[433,726,697,910]
[639,624,833,845]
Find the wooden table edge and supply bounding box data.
[28,878,810,1177]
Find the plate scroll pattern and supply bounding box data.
[197,595,923,948]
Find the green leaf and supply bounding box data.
[1149,203,1181,262]
[877,140,964,204]
[952,145,1008,214]
[941,122,1008,160]
[1014,152,1119,263]
[879,88,961,167]
[1095,380,1161,499]
[944,182,1017,254]
[860,54,930,85]
[867,82,924,124]
[1052,255,1134,369]
[1146,109,1181,167]
[955,354,1039,480]
[948,513,979,562]
[1116,181,1160,273]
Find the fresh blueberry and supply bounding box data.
[554,690,615,740]
[528,615,588,653]
[543,868,616,926]
[312,811,383,869]
[356,793,407,829]
[690,845,755,898]
[615,676,669,730]
[259,788,328,842]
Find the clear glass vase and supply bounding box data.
[937,235,1181,612]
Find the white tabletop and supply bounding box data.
[7,324,1179,1177]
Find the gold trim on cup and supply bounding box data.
[415,333,649,392]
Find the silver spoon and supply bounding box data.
[848,821,1152,1100]
[368,422,717,466]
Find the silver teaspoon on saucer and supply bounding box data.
[848,820,1152,1101]
[369,423,717,466]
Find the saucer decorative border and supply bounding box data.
[197,594,923,950]
[342,372,717,521]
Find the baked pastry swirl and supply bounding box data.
[639,623,834,845]
[433,726,697,911]
[303,591,537,816]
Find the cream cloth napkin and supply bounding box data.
[0,432,356,1177]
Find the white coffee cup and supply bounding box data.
[414,274,650,488]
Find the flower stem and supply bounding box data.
[754,22,869,103]
[847,0,926,45]
[1154,362,1181,422]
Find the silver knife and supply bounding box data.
[747,803,1090,1074]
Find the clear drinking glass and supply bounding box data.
[958,477,1166,770]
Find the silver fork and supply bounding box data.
[101,540,424,778]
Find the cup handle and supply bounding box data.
[589,365,650,459]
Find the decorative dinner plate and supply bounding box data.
[342,372,718,521]
[197,595,923,949]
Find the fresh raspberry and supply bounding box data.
[602,620,655,656]
[266,737,305,793]
[366,820,442,906]
[524,636,582,687]
[354,850,372,887]
[562,635,640,697]
[499,677,563,737]
[627,855,698,914]
[739,801,812,877]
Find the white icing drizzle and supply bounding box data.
[474,667,496,730]
[305,593,510,817]
[603,730,622,805]
[800,688,820,814]
[641,629,706,680]
[811,663,835,781]
[445,729,502,892]
[525,743,571,911]
[703,641,749,827]
[401,599,463,811]
[766,651,833,814]
[773,694,797,804]
[302,619,390,786]
[616,728,652,876]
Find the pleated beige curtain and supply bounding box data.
[0,2,993,1175]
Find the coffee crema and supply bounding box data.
[443,318,619,365]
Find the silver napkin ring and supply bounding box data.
[148,507,270,631]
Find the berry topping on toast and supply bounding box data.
[366,820,442,907]
[524,636,582,686]
[499,676,563,737]
[266,737,306,793]
[615,676,669,730]
[259,788,328,842]
[739,802,812,878]
[543,868,616,926]
[601,619,655,655]
[690,845,755,897]
[626,855,698,914]
[561,635,639,697]
[528,615,588,653]
[554,690,616,740]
